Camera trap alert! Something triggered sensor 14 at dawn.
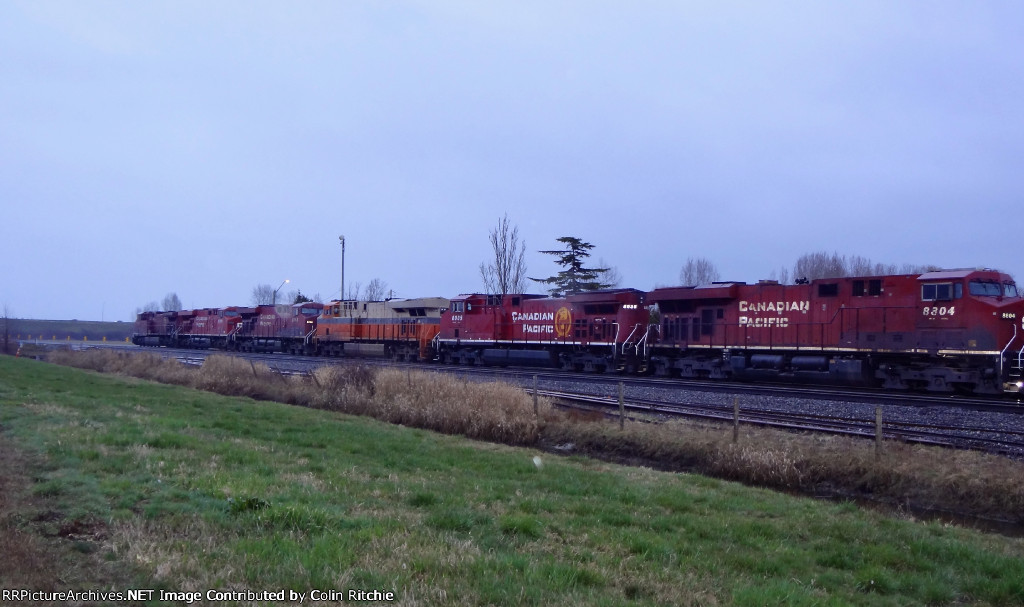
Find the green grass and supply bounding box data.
[2,355,1024,605]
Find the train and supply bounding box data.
[133,267,1024,395]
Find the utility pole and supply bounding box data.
[339,235,346,300]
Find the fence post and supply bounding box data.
[875,406,883,457]
[618,381,625,430]
[533,374,539,415]
[733,397,740,443]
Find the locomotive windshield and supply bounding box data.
[1004,282,1019,298]
[969,280,1004,297]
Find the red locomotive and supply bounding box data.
[233,303,324,355]
[437,289,650,372]
[649,268,1024,394]
[176,308,242,350]
[131,268,1024,394]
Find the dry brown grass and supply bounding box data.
[46,349,1024,524]
[372,368,544,444]
[544,418,1024,523]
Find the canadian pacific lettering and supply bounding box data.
[738,299,810,329]
[513,311,556,334]
[738,300,810,314]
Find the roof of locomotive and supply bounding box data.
[385,297,449,310]
[917,268,1011,281]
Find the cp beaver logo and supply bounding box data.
[554,307,572,339]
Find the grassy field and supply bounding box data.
[2,355,1024,605]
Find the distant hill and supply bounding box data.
[6,319,133,343]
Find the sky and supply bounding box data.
[2,1,1022,321]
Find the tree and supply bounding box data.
[529,236,613,297]
[791,251,940,282]
[291,290,313,304]
[365,278,389,301]
[597,258,623,288]
[162,292,182,311]
[345,282,362,301]
[135,301,160,315]
[768,266,791,285]
[792,251,849,281]
[2,304,13,356]
[251,284,274,306]
[678,257,721,286]
[479,213,527,295]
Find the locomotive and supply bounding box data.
[648,268,1024,395]
[132,268,1024,394]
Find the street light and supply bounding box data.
[273,279,290,305]
[339,235,346,301]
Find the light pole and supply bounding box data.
[339,235,346,301]
[273,279,290,305]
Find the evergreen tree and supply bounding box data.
[529,236,613,296]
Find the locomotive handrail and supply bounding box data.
[998,322,1018,383]
[621,324,640,355]
[634,324,650,357]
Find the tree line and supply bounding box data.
[133,215,977,315]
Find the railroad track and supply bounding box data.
[62,344,1024,456]
[540,388,1024,457]
[71,343,1024,410]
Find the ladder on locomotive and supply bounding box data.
[1011,344,1024,385]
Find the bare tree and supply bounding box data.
[345,282,362,301]
[135,301,160,315]
[364,278,389,301]
[768,266,791,284]
[679,257,721,285]
[251,284,274,306]
[598,258,622,288]
[480,213,528,295]
[793,251,940,281]
[792,251,848,281]
[162,292,182,311]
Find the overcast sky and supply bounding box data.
[2,2,1022,321]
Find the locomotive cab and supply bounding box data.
[916,269,1024,393]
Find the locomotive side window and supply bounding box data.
[922,282,960,301]
[852,279,882,297]
[1005,283,1019,298]
[701,309,714,336]
[818,283,839,297]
